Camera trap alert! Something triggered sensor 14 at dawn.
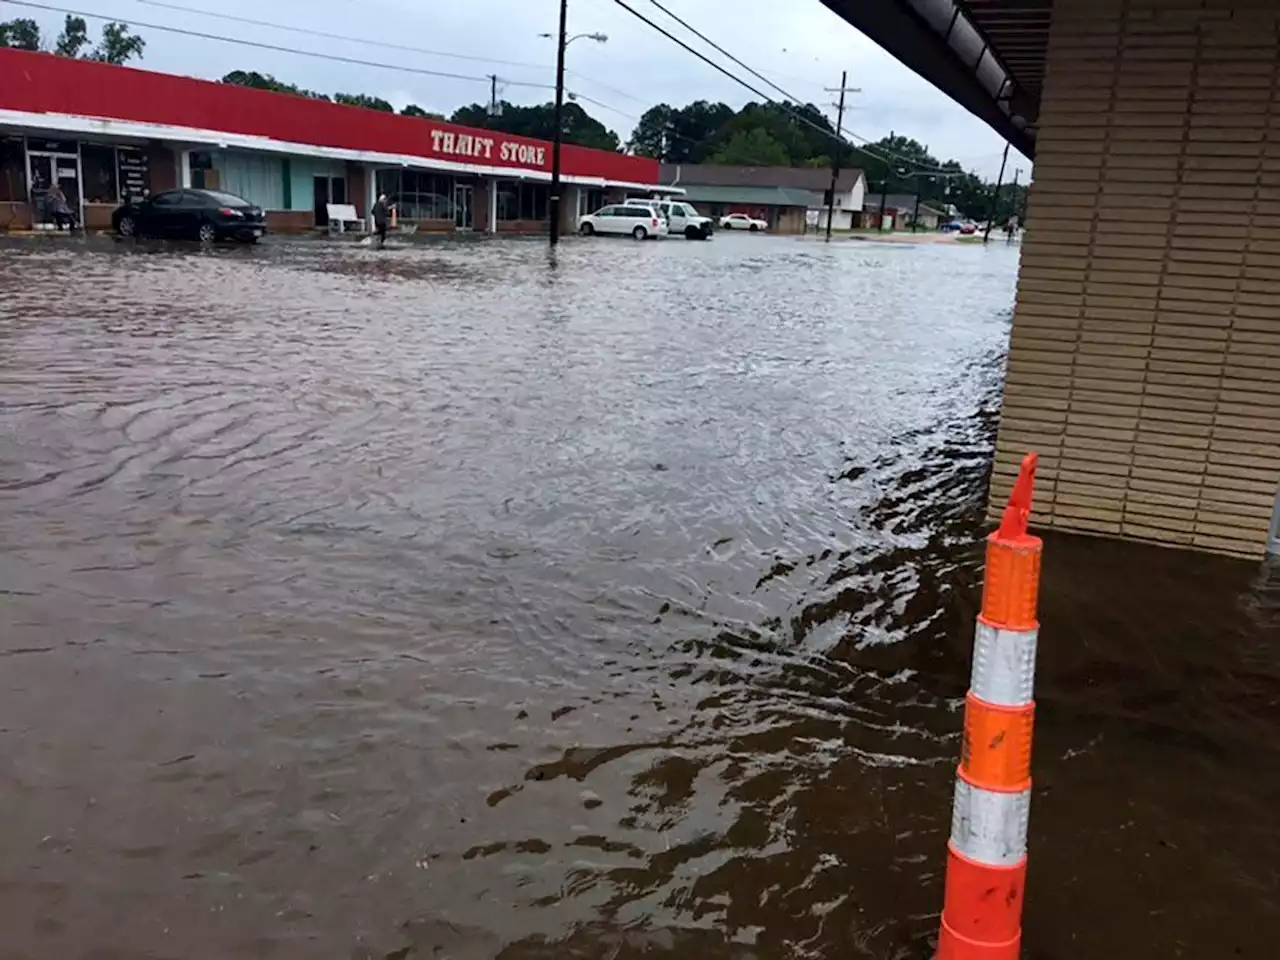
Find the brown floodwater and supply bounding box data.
[0,233,1276,960]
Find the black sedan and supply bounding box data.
[112,188,267,243]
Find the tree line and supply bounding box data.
[221,76,1026,218]
[219,72,622,153]
[0,15,144,64]
[0,18,1027,218]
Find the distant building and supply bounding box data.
[660,163,866,234]
[862,193,948,231]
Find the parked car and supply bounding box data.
[112,188,267,243]
[656,200,714,240]
[959,222,979,235]
[718,213,767,231]
[941,220,965,233]
[578,203,669,240]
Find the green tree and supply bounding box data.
[6,15,144,64]
[628,100,733,162]
[335,93,394,112]
[628,103,674,158]
[401,104,444,120]
[709,128,790,166]
[92,22,145,65]
[0,18,42,50]
[853,133,941,197]
[450,100,619,151]
[220,70,330,100]
[54,15,90,58]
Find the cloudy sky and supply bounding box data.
[4,0,1029,177]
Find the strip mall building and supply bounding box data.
[0,48,661,234]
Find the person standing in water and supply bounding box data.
[371,194,395,249]
[48,182,75,231]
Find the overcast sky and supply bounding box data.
[7,0,1030,178]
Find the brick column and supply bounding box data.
[994,0,1280,557]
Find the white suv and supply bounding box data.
[657,200,715,240]
[578,203,669,240]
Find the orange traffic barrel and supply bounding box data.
[938,453,1041,960]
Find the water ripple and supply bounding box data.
[0,234,1276,959]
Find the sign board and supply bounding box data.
[117,147,149,202]
[428,129,547,168]
[27,137,78,155]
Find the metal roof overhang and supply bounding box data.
[819,0,1049,159]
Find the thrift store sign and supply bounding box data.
[430,129,548,168]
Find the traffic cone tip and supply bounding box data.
[996,453,1038,541]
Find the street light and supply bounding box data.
[542,6,608,248]
[540,31,609,45]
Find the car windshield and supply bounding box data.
[199,190,252,207]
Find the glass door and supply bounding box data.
[28,152,81,228]
[27,153,52,224]
[453,183,473,230]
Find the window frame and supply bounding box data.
[80,143,119,205]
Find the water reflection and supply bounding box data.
[0,234,1275,959]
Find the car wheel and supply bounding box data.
[685,225,701,240]
[632,226,647,240]
[117,215,136,238]
[580,222,595,236]
[749,223,760,232]
[197,222,217,243]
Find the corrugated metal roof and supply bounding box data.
[819,0,1041,157]
[677,184,823,207]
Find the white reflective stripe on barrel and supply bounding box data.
[950,776,1031,867]
[970,620,1038,708]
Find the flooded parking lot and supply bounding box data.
[1,232,1277,959]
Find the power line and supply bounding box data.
[614,0,957,175]
[135,0,653,118]
[134,0,553,72]
[564,68,649,106]
[0,0,556,88]
[640,0,812,106]
[13,0,651,132]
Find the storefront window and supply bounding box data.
[520,182,548,221]
[496,183,518,221]
[376,169,453,220]
[190,150,214,189]
[82,144,118,204]
[497,181,549,221]
[0,137,24,202]
[375,169,401,205]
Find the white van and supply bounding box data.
[577,203,669,240]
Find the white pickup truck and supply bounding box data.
[626,197,715,240]
[657,200,715,240]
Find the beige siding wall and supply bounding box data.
[993,0,1280,557]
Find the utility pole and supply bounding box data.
[983,140,1011,244]
[549,0,569,248]
[488,74,499,117]
[823,71,860,242]
[911,174,926,233]
[877,184,889,233]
